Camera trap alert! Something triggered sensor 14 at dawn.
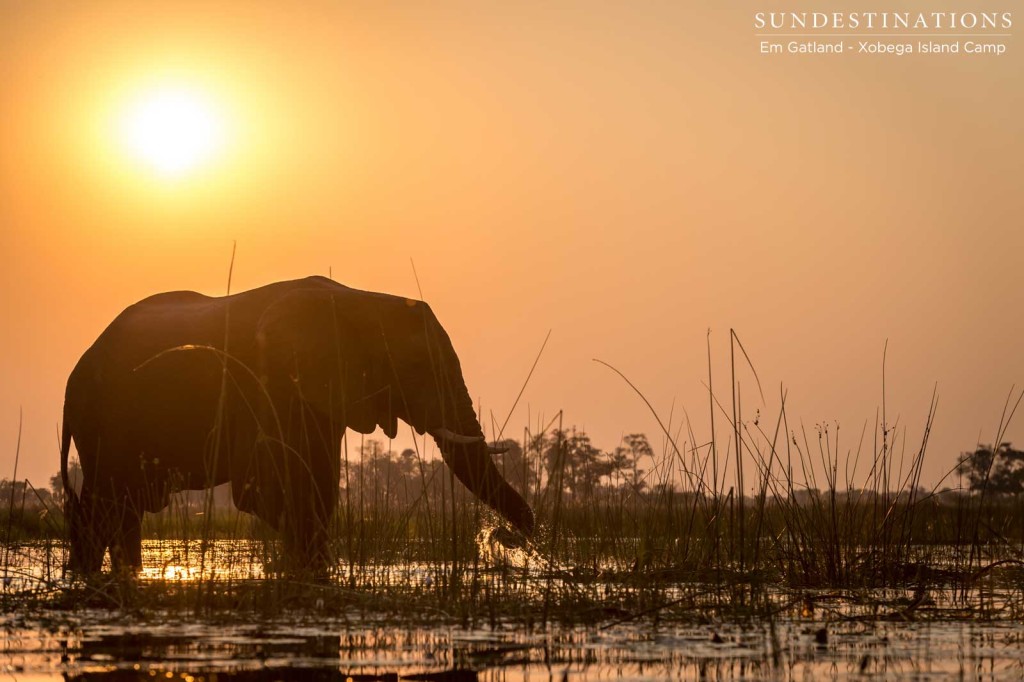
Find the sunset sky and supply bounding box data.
[1,2,1021,492]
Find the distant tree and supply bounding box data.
[354,440,400,508]
[567,431,609,495]
[0,479,28,506]
[614,433,653,492]
[49,473,63,503]
[493,438,531,496]
[1,479,54,511]
[340,441,452,511]
[543,429,608,496]
[957,443,1024,494]
[605,447,632,488]
[50,459,83,505]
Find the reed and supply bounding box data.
[4,340,1022,624]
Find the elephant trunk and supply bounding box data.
[431,357,534,537]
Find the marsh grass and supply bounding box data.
[6,333,1024,626]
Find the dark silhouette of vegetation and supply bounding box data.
[335,431,656,515]
[957,443,1024,493]
[6,424,1024,597]
[0,478,59,540]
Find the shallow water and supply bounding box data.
[1,540,1023,680]
[4,612,1024,681]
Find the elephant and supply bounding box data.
[60,276,534,575]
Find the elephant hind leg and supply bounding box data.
[109,504,143,573]
[67,487,110,575]
[68,490,142,574]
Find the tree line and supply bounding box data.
[338,430,657,511]
[3,436,1021,519]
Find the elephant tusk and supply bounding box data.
[431,427,484,445]
[487,444,510,455]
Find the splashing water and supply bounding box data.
[475,523,540,569]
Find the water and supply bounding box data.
[1,541,1023,680]
[5,612,1024,680]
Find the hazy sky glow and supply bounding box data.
[1,2,1021,492]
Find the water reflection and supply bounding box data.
[0,617,1015,681]
[2,541,1024,680]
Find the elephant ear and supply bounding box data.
[256,290,385,434]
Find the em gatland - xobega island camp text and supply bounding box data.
[761,40,1008,56]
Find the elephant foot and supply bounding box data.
[109,513,144,574]
[273,540,333,581]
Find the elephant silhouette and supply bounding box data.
[61,276,533,574]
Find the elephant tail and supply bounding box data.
[60,416,79,513]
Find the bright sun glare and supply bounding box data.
[119,86,226,178]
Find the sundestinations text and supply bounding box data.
[754,11,1012,30]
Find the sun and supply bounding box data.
[118,85,227,178]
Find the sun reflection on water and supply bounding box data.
[136,540,266,582]
[140,563,196,581]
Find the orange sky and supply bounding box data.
[1,2,1021,492]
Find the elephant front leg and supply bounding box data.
[280,461,338,575]
[235,420,338,576]
[279,411,340,577]
[231,431,286,534]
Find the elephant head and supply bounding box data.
[255,283,535,537]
